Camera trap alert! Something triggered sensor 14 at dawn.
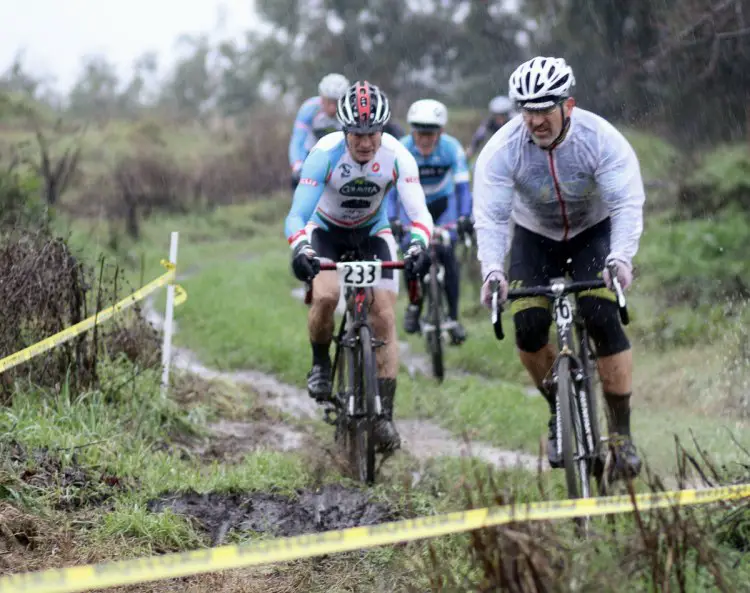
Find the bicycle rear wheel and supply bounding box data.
[426,266,444,382]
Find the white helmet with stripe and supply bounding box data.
[336,81,391,133]
[508,56,575,110]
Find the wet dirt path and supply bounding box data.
[144,262,542,473]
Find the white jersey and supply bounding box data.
[472,108,646,278]
[285,132,434,248]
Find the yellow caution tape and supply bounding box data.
[0,260,186,375]
[2,483,747,593]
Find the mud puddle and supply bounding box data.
[148,484,393,545]
[193,419,306,461]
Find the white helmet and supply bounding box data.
[508,56,575,110]
[318,73,350,99]
[407,99,448,128]
[489,95,513,115]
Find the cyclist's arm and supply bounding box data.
[452,140,472,217]
[393,147,433,246]
[288,100,315,170]
[284,148,329,249]
[472,137,514,279]
[385,186,400,220]
[595,128,646,267]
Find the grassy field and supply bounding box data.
[1,121,749,590]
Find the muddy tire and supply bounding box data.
[356,324,377,484]
[426,266,444,383]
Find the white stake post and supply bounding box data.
[160,232,179,398]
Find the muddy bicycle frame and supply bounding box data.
[490,265,628,531]
[305,257,418,483]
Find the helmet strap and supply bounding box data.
[543,103,571,151]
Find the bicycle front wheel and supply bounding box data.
[354,324,377,484]
[557,356,585,499]
[426,266,444,382]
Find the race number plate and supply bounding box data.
[337,261,382,287]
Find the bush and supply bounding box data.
[636,211,750,306]
[678,144,750,218]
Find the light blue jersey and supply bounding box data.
[387,133,472,242]
[285,132,434,251]
[288,97,342,169]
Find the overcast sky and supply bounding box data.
[0,0,262,92]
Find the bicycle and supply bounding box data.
[400,223,464,382]
[305,254,419,484]
[489,264,629,531]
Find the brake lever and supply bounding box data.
[607,264,630,326]
[489,280,504,340]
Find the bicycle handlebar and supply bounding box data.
[318,260,405,271]
[490,265,629,341]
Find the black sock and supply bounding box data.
[538,384,556,415]
[311,342,330,368]
[604,392,632,437]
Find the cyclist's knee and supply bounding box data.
[513,307,552,353]
[311,277,340,313]
[370,290,396,333]
[577,297,630,356]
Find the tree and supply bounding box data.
[67,54,121,121]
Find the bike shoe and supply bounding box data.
[307,364,332,402]
[448,320,467,345]
[547,415,564,468]
[404,304,421,334]
[608,435,642,481]
[374,418,401,452]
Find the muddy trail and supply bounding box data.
[143,262,541,473]
[148,484,393,545]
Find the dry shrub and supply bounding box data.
[0,229,94,389]
[198,106,291,204]
[103,311,161,368]
[109,152,195,239]
[0,229,163,395]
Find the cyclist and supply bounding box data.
[465,95,515,160]
[386,99,472,344]
[473,56,645,479]
[288,73,350,189]
[284,81,434,452]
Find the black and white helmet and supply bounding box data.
[336,81,391,133]
[508,57,575,110]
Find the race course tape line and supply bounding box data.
[0,259,186,375]
[3,483,748,593]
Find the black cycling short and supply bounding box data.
[309,223,399,292]
[508,218,630,356]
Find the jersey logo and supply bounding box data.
[418,164,450,179]
[372,162,380,172]
[339,178,380,197]
[339,163,352,178]
[340,198,372,209]
[299,178,318,186]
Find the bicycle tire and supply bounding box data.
[427,265,445,382]
[358,324,378,484]
[557,356,582,499]
[343,330,369,482]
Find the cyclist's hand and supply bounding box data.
[404,240,430,279]
[457,216,474,238]
[389,218,404,243]
[291,242,320,282]
[481,270,508,309]
[603,259,632,291]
